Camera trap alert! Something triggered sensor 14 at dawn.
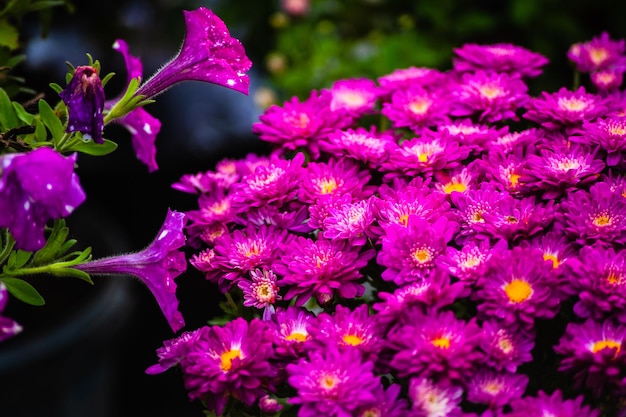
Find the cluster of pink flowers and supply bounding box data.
[151,34,626,416]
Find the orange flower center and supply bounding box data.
[285,331,307,342]
[504,279,533,303]
[220,348,242,372]
[443,182,467,194]
[543,253,560,269]
[432,336,451,349]
[342,334,364,346]
[591,339,621,357]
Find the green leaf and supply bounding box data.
[0,87,19,129]
[38,98,64,141]
[0,229,15,265]
[0,19,19,50]
[33,118,47,142]
[71,138,118,156]
[7,249,32,269]
[47,267,93,284]
[11,101,34,124]
[1,276,45,306]
[30,219,69,265]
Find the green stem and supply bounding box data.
[225,292,240,316]
[5,260,78,276]
[55,132,73,152]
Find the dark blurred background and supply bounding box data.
[1,0,626,416]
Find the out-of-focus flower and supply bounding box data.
[0,282,22,342]
[453,43,549,77]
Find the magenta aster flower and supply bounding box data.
[377,66,448,96]
[135,7,252,98]
[377,216,458,285]
[473,247,563,332]
[109,39,162,172]
[567,32,626,73]
[506,390,600,417]
[488,127,542,155]
[297,157,374,204]
[437,238,508,284]
[519,230,576,275]
[269,306,315,358]
[452,43,549,77]
[407,377,464,417]
[252,90,352,159]
[435,119,504,153]
[0,282,22,342]
[328,78,380,117]
[523,86,609,131]
[381,85,451,131]
[354,383,409,417]
[286,346,379,417]
[565,245,626,323]
[449,185,508,242]
[375,182,451,228]
[145,329,201,374]
[432,163,482,196]
[571,117,626,166]
[479,320,534,373]
[275,236,375,305]
[181,318,276,415]
[321,127,399,168]
[520,144,605,199]
[557,181,626,246]
[387,309,484,383]
[466,368,528,409]
[0,147,86,251]
[373,269,466,327]
[449,70,529,123]
[322,194,380,246]
[59,65,105,143]
[186,192,235,227]
[480,151,526,195]
[591,68,624,92]
[238,268,281,320]
[231,152,304,209]
[76,209,187,332]
[554,318,626,397]
[481,195,554,242]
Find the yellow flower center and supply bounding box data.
[320,373,339,390]
[334,91,367,108]
[609,124,626,136]
[543,253,560,269]
[504,279,533,303]
[408,99,432,115]
[285,331,307,342]
[318,178,338,195]
[413,248,432,264]
[342,334,364,346]
[220,349,242,372]
[593,214,612,226]
[286,112,311,129]
[461,255,481,269]
[589,47,609,66]
[497,336,514,354]
[432,336,451,349]
[591,339,621,356]
[509,173,521,187]
[558,97,589,112]
[482,381,504,394]
[607,271,624,285]
[443,182,467,194]
[398,214,409,227]
[479,84,505,99]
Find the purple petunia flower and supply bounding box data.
[109,39,162,172]
[570,116,626,166]
[377,216,458,285]
[145,329,201,374]
[479,320,534,373]
[453,43,549,77]
[466,368,528,409]
[286,346,379,417]
[0,282,22,342]
[506,390,600,417]
[76,209,187,332]
[407,377,464,417]
[0,147,86,251]
[567,32,626,73]
[275,236,375,305]
[387,309,484,383]
[565,245,626,323]
[554,318,626,397]
[523,86,609,131]
[473,247,563,332]
[449,70,529,123]
[181,318,276,415]
[59,65,105,143]
[135,7,252,98]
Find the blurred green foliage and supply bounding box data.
[215,0,626,100]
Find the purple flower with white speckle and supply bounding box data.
[59,65,105,143]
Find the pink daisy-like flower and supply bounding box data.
[567,32,626,73]
[555,318,626,397]
[308,304,383,362]
[453,43,549,77]
[557,181,626,247]
[407,377,464,417]
[181,318,276,415]
[252,90,351,159]
[519,230,576,276]
[231,152,304,209]
[145,329,201,375]
[328,78,380,117]
[377,66,448,96]
[488,127,542,155]
[473,247,563,332]
[270,306,315,358]
[449,185,508,242]
[523,86,609,131]
[381,85,451,132]
[185,192,235,226]
[437,238,508,284]
[449,70,529,123]
[322,194,381,246]
[565,245,626,323]
[381,135,470,179]
[377,216,458,285]
[387,309,484,383]
[432,163,482,196]
[286,346,379,417]
[520,143,605,199]
[466,368,528,409]
[375,181,452,228]
[481,194,555,242]
[506,390,600,417]
[275,236,375,305]
[591,68,624,92]
[480,151,527,195]
[480,320,534,373]
[298,157,374,204]
[373,269,466,328]
[435,119,505,153]
[238,268,281,320]
[571,116,626,166]
[354,383,409,417]
[321,126,399,168]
